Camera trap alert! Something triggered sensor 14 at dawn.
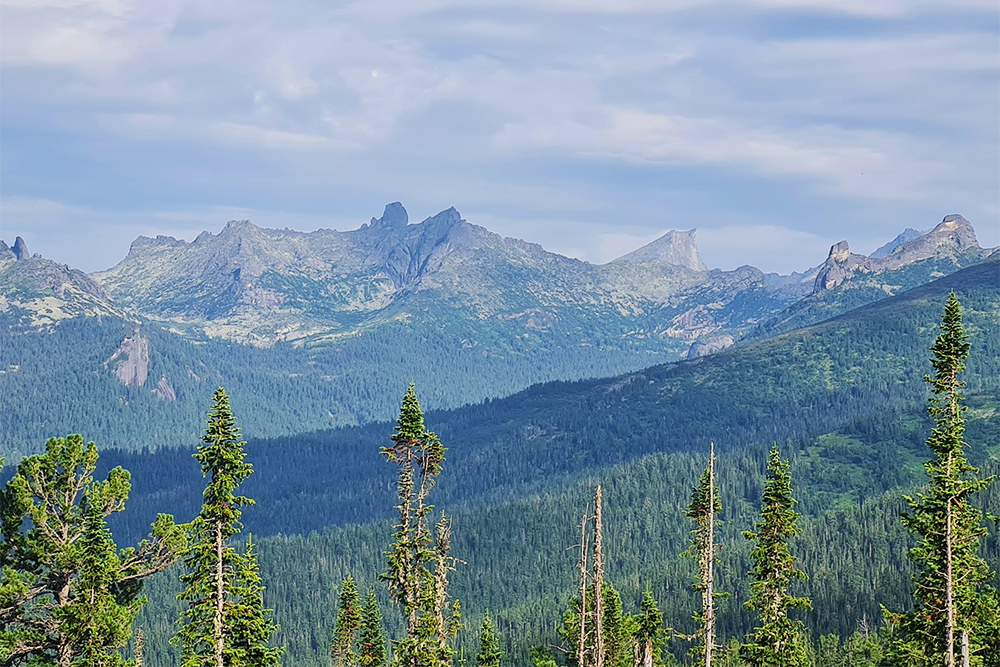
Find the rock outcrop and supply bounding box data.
[611,229,708,272]
[12,237,30,260]
[814,215,986,292]
[104,330,150,387]
[688,335,734,359]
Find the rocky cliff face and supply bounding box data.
[104,330,150,387]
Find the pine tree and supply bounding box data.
[381,384,457,667]
[226,535,283,667]
[740,445,810,667]
[684,442,726,667]
[358,587,387,667]
[476,612,503,667]
[333,575,363,667]
[884,292,1000,666]
[600,583,631,667]
[0,435,184,667]
[634,588,665,667]
[176,387,259,667]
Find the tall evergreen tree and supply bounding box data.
[177,387,278,667]
[740,445,810,667]
[333,575,362,667]
[634,588,665,667]
[884,292,1000,666]
[381,384,457,667]
[600,583,631,667]
[226,535,282,667]
[0,435,184,667]
[476,612,503,667]
[684,442,725,667]
[358,587,387,667]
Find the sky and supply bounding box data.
[1,0,997,275]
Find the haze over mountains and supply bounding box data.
[0,205,996,458]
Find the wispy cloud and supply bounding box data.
[1,0,996,272]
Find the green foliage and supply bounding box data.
[226,536,283,667]
[0,435,184,666]
[634,588,665,667]
[333,575,363,667]
[475,612,502,667]
[883,292,999,666]
[175,387,281,666]
[358,587,388,667]
[381,384,458,667]
[740,445,811,667]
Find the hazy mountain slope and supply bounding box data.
[90,204,800,347]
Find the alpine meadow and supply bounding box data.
[2,2,1000,666]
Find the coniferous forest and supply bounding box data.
[3,260,999,667]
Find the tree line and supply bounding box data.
[2,294,998,666]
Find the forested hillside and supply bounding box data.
[98,257,1000,542]
[42,257,990,666]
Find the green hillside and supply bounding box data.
[70,258,999,665]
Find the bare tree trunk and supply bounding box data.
[594,486,605,667]
[56,580,72,667]
[579,509,589,667]
[215,521,225,667]
[961,631,970,667]
[705,442,716,667]
[945,451,955,667]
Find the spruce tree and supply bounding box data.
[885,292,1000,666]
[634,588,665,667]
[333,575,363,667]
[358,587,387,667]
[476,612,503,667]
[684,442,725,667]
[226,535,282,667]
[381,384,458,667]
[600,583,631,667]
[0,436,184,667]
[177,387,278,667]
[740,445,810,667]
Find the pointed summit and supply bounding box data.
[370,202,408,231]
[12,236,30,260]
[611,229,707,272]
[871,228,922,258]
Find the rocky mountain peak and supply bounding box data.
[814,214,985,292]
[370,202,409,231]
[611,229,708,272]
[932,214,977,245]
[871,228,922,259]
[12,237,30,260]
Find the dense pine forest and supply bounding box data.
[3,263,999,666]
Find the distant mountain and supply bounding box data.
[748,215,995,340]
[870,227,922,258]
[90,204,790,347]
[0,237,133,326]
[3,208,993,458]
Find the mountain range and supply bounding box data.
[1,206,995,458]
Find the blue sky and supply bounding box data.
[1,0,997,274]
